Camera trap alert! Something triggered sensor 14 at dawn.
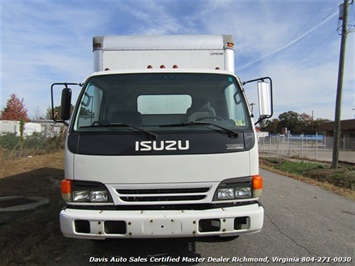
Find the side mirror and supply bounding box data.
[257,81,272,117]
[60,87,72,121]
[51,82,80,125]
[242,76,273,125]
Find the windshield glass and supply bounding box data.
[73,73,251,132]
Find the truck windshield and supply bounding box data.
[73,73,251,133]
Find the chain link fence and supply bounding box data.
[259,134,355,164]
[0,121,66,158]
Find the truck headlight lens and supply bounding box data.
[217,188,235,200]
[234,187,252,198]
[73,190,90,202]
[73,190,109,202]
[217,187,251,200]
[90,191,108,202]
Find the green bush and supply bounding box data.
[0,132,65,158]
[45,135,65,152]
[23,132,46,149]
[0,133,19,150]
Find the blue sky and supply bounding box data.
[1,0,354,121]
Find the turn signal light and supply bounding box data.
[61,179,72,201]
[252,175,263,197]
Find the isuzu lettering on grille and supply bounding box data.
[135,140,190,151]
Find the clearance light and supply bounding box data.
[173,65,179,69]
[227,42,234,48]
[104,68,110,71]
[147,65,153,69]
[160,65,166,69]
[215,67,221,70]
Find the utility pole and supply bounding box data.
[332,0,351,169]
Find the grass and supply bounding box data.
[261,157,355,200]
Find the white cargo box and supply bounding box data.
[93,35,234,72]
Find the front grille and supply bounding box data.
[116,187,210,203]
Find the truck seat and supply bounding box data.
[186,102,216,122]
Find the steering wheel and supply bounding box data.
[91,121,101,126]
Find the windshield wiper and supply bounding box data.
[80,123,157,139]
[160,121,239,138]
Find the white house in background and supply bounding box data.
[255,127,269,140]
[0,120,41,136]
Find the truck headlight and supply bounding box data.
[61,179,111,203]
[217,188,235,200]
[214,176,262,201]
[72,190,108,202]
[234,187,252,198]
[90,191,108,202]
[73,190,90,202]
[217,187,251,200]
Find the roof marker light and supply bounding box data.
[215,67,220,70]
[173,65,179,69]
[104,68,110,71]
[147,65,153,69]
[160,65,166,69]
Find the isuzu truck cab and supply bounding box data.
[52,35,273,239]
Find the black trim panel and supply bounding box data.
[67,131,255,155]
[65,200,259,211]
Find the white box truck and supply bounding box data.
[51,35,273,240]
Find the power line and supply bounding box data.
[275,29,338,79]
[252,0,330,75]
[288,0,329,42]
[236,9,338,72]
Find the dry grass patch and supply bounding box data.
[261,157,355,200]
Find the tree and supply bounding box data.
[261,111,330,134]
[46,106,60,120]
[0,94,30,122]
[299,113,313,134]
[32,106,45,120]
[46,105,74,120]
[278,111,302,134]
[263,118,279,134]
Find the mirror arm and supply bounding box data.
[242,76,271,86]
